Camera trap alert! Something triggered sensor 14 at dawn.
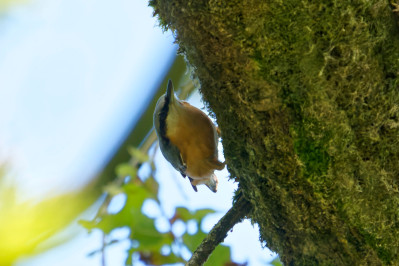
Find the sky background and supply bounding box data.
[0,0,277,265]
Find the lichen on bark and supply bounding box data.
[150,0,399,264]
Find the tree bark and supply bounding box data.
[150,0,399,264]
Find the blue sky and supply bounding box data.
[0,0,277,265]
[0,0,176,198]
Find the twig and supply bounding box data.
[186,192,252,266]
[101,232,106,266]
[94,130,158,219]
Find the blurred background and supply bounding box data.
[0,0,278,265]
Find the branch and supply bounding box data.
[187,192,252,265]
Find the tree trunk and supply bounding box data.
[150,0,399,264]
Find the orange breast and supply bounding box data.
[167,103,220,179]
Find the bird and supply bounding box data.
[153,80,225,192]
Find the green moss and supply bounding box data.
[151,0,399,264]
[359,228,393,264]
[148,0,170,31]
[292,121,331,182]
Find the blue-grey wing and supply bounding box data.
[158,138,187,176]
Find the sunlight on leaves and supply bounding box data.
[0,0,27,12]
[270,256,283,266]
[128,147,150,163]
[79,149,238,265]
[0,166,92,264]
[173,207,215,224]
[182,231,208,252]
[103,183,124,196]
[116,163,137,179]
[205,245,231,266]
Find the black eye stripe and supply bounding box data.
[159,92,171,144]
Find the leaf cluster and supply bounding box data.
[79,147,239,265]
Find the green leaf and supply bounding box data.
[78,219,98,232]
[182,230,207,252]
[116,163,137,178]
[156,252,185,264]
[82,185,150,234]
[128,147,149,163]
[144,252,185,265]
[93,212,131,234]
[143,176,159,198]
[204,245,231,266]
[174,207,215,223]
[80,214,130,235]
[270,256,283,266]
[192,208,216,223]
[123,183,150,209]
[175,207,192,221]
[103,183,124,196]
[131,250,185,266]
[131,213,164,249]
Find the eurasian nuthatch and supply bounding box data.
[153,80,225,192]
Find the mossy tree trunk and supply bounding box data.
[150,0,399,264]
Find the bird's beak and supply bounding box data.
[166,79,175,105]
